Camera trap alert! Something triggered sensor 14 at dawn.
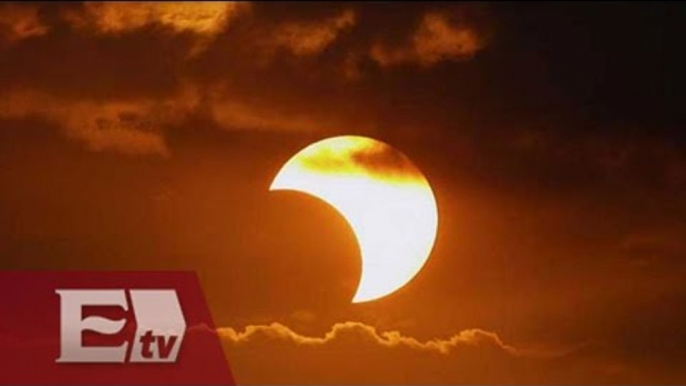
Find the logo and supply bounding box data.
[56,289,186,363]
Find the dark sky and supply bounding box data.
[0,2,685,384]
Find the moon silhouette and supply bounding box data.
[270,136,438,303]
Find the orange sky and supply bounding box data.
[1,2,685,384]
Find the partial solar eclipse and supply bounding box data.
[270,136,438,303]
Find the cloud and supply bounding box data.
[219,321,571,358]
[209,98,325,133]
[266,9,356,56]
[619,227,686,267]
[0,82,360,155]
[217,321,600,384]
[371,12,483,67]
[63,2,248,37]
[205,82,371,134]
[291,137,422,180]
[507,127,686,189]
[0,86,200,156]
[62,2,251,56]
[0,4,49,44]
[0,4,491,159]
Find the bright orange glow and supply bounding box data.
[270,136,438,303]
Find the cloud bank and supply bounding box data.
[216,321,645,385]
[0,2,489,155]
[219,321,526,356]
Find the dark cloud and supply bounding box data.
[294,137,421,180]
[371,12,483,67]
[0,2,493,155]
[261,9,356,57]
[0,3,48,45]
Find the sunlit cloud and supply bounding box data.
[219,321,577,358]
[220,321,516,354]
[64,2,249,36]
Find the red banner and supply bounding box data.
[0,271,234,385]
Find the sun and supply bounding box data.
[270,136,438,303]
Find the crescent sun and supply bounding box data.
[270,136,438,303]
